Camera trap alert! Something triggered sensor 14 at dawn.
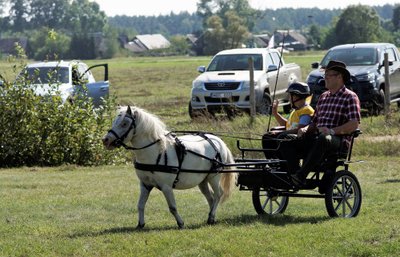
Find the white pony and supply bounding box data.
[102,106,237,229]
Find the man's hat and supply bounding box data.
[323,60,351,83]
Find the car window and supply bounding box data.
[385,48,397,62]
[321,48,378,66]
[265,54,274,67]
[270,52,283,66]
[23,67,69,84]
[207,54,263,71]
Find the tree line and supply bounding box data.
[1,0,400,59]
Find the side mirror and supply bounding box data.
[197,66,206,73]
[267,64,278,72]
[311,62,319,69]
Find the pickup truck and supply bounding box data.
[15,60,109,107]
[306,43,400,115]
[189,48,302,117]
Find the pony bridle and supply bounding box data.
[107,112,160,151]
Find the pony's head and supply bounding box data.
[102,106,168,151]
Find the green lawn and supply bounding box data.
[0,158,399,256]
[1,53,400,256]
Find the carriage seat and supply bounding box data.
[322,129,362,169]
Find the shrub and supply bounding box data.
[0,59,125,167]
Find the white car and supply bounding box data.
[17,60,109,107]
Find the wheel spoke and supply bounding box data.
[262,197,270,211]
[269,198,273,213]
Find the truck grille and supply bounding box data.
[205,82,240,90]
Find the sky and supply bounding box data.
[92,0,400,17]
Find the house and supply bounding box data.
[0,37,28,56]
[272,30,308,51]
[252,34,271,48]
[124,34,171,53]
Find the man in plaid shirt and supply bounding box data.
[280,60,361,188]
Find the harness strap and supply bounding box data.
[134,162,219,174]
[172,136,186,188]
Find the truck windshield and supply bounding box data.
[21,67,69,84]
[207,54,263,71]
[321,48,378,66]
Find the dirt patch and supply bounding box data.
[364,135,400,142]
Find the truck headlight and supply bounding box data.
[242,81,258,89]
[192,80,203,89]
[356,73,375,82]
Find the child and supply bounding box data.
[262,82,314,158]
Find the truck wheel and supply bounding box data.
[189,102,202,118]
[256,93,272,115]
[188,102,214,119]
[370,89,385,116]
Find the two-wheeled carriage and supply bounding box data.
[230,130,362,218]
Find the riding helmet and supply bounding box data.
[286,82,310,97]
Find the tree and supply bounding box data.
[197,0,259,31]
[392,4,400,31]
[8,0,29,32]
[335,5,381,44]
[308,24,322,49]
[28,28,71,60]
[29,0,69,29]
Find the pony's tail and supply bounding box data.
[220,149,237,203]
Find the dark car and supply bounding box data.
[306,43,400,114]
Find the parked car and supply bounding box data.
[306,43,400,114]
[189,48,302,117]
[16,60,109,107]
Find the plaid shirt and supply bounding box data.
[313,86,361,127]
[313,86,361,145]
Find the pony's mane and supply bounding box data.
[122,106,170,151]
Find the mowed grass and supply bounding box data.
[1,53,400,256]
[0,159,399,256]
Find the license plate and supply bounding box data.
[210,92,232,98]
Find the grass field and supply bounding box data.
[0,158,399,256]
[1,52,400,256]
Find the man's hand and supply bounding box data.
[318,127,334,135]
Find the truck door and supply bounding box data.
[386,48,400,98]
[82,64,109,107]
[270,52,288,99]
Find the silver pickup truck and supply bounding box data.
[189,48,302,117]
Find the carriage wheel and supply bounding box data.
[252,188,289,215]
[325,170,362,218]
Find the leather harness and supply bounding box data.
[134,132,223,188]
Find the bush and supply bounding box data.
[0,60,126,167]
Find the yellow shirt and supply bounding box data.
[286,105,314,130]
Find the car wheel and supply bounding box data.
[256,93,272,115]
[188,102,213,119]
[370,89,385,116]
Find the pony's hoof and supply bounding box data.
[207,219,217,225]
[178,222,185,229]
[136,223,145,230]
